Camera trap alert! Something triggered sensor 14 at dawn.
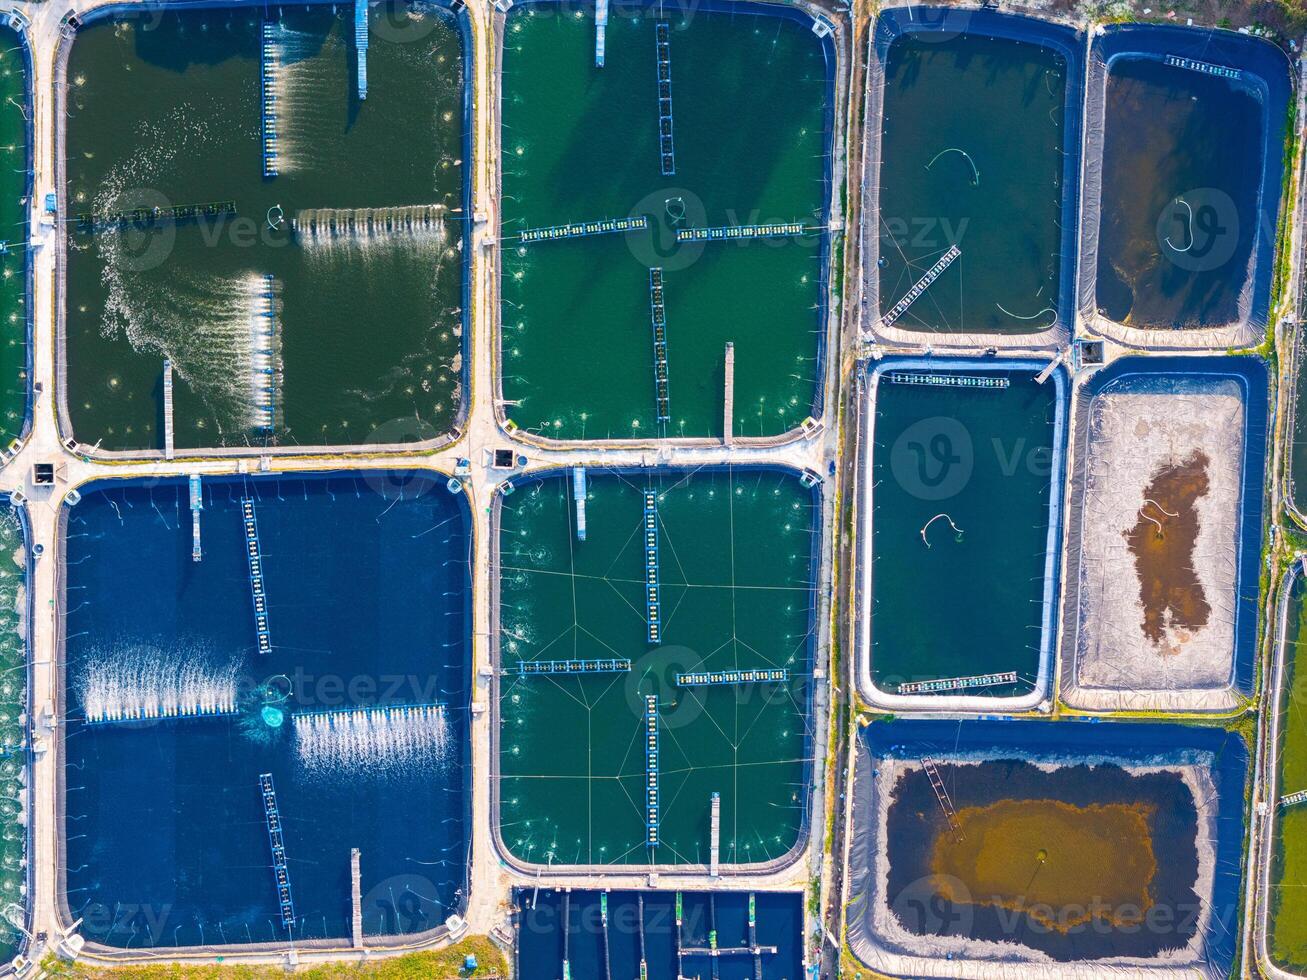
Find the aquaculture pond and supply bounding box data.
[61,474,471,948]
[0,29,26,446]
[499,2,832,440]
[514,888,804,980]
[64,2,467,452]
[1271,568,1307,971]
[872,11,1079,340]
[1059,356,1266,712]
[859,359,1065,709]
[496,467,819,868]
[0,508,26,962]
[1087,26,1290,338]
[847,720,1247,977]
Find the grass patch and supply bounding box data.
[38,937,506,980]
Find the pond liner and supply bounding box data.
[855,355,1068,712]
[847,718,1248,979]
[1057,354,1267,712]
[862,6,1083,350]
[1078,24,1292,349]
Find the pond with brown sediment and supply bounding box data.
[1126,449,1211,652]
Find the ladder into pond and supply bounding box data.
[922,756,963,840]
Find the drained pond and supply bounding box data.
[848,719,1247,977]
[63,3,467,452]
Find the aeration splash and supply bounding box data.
[292,703,452,774]
[77,648,242,725]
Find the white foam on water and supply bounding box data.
[293,704,452,776]
[77,645,242,724]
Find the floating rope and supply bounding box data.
[926,147,980,186]
[1163,198,1194,252]
[920,513,964,548]
[996,302,1056,322]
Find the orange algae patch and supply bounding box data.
[929,798,1158,933]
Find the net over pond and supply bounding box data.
[1080,25,1291,347]
[60,473,471,949]
[857,359,1066,711]
[495,466,819,869]
[499,2,833,441]
[1059,356,1267,712]
[847,719,1247,979]
[864,8,1082,348]
[63,3,469,452]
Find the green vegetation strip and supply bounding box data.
[39,937,506,979]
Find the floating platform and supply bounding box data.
[250,275,278,432]
[644,491,661,643]
[259,773,296,931]
[649,269,670,424]
[84,703,238,727]
[1283,789,1307,808]
[354,1,369,100]
[886,371,1008,390]
[518,216,648,243]
[675,222,810,243]
[189,474,202,562]
[881,244,961,328]
[261,23,279,177]
[897,671,1018,695]
[645,695,659,847]
[573,466,587,541]
[241,496,273,655]
[163,359,175,460]
[656,22,675,175]
[675,669,788,687]
[1163,53,1241,79]
[516,658,631,675]
[594,0,607,66]
[75,200,236,232]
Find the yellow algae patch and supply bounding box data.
[929,799,1158,933]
